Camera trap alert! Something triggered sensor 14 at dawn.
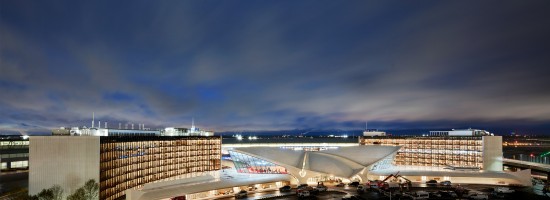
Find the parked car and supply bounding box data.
[315,185,328,192]
[440,180,452,186]
[429,192,441,198]
[297,183,309,189]
[296,186,314,194]
[467,193,489,200]
[438,190,458,198]
[426,180,438,186]
[368,180,380,189]
[336,182,345,187]
[490,191,506,199]
[403,191,429,200]
[495,187,515,193]
[297,190,310,198]
[357,185,365,193]
[279,185,291,192]
[235,190,247,199]
[348,181,360,187]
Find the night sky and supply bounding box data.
[1,1,550,135]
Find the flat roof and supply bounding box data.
[222,137,358,144]
[127,169,290,200]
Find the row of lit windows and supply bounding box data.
[98,138,221,200]
[100,139,220,151]
[102,146,219,158]
[0,141,29,146]
[397,145,482,151]
[101,160,219,178]
[0,141,29,150]
[361,137,485,168]
[100,154,220,173]
[361,138,483,146]
[399,150,482,155]
[0,161,28,169]
[101,149,220,163]
[100,141,220,161]
[102,145,220,152]
[0,153,28,159]
[395,153,483,159]
[396,157,482,162]
[394,161,482,168]
[395,153,482,168]
[101,140,220,150]
[141,147,220,154]
[101,153,220,169]
[365,143,483,149]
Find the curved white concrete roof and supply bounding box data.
[307,152,364,177]
[127,169,290,200]
[232,147,305,167]
[317,145,401,166]
[232,145,400,178]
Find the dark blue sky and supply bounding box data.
[1,1,550,135]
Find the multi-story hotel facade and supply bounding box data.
[29,136,221,200]
[359,135,502,171]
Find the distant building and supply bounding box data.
[51,126,213,137]
[0,136,29,171]
[161,127,213,136]
[362,130,387,136]
[429,128,493,136]
[52,126,160,136]
[53,117,213,137]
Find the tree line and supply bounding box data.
[27,179,99,200]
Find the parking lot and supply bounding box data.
[217,182,550,200]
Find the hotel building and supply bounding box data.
[29,135,221,200]
[359,129,501,171]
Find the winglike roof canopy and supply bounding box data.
[231,145,401,178]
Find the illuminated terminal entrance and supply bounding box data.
[229,151,288,174]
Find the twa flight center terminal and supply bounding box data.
[29,128,532,200]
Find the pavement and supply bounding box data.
[208,182,550,200]
[0,171,28,195]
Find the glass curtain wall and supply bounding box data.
[360,137,483,169]
[99,136,221,200]
[229,151,288,174]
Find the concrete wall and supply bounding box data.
[29,136,100,198]
[483,136,503,172]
